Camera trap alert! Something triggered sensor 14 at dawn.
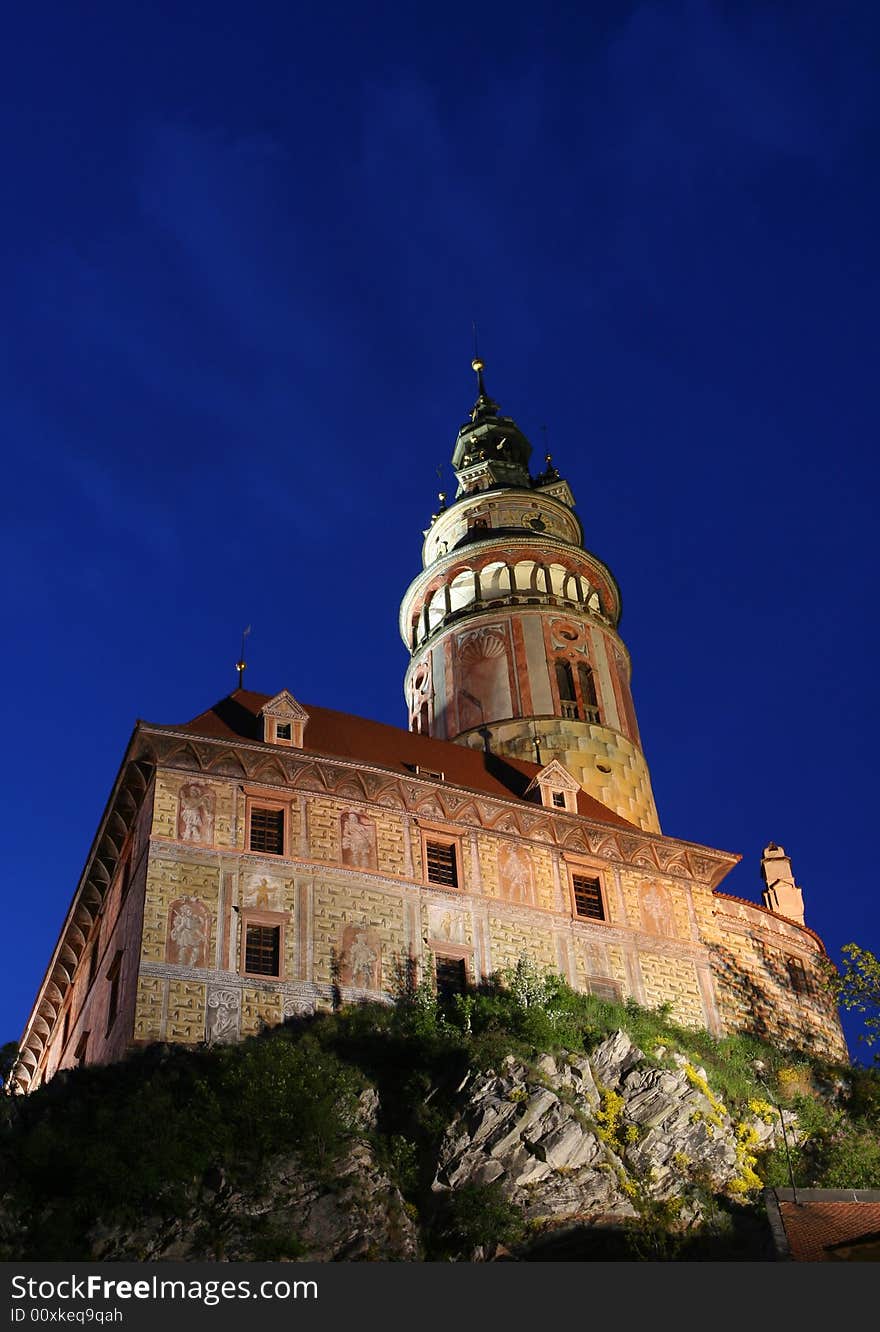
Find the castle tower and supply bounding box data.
[400,360,661,833]
[760,843,805,925]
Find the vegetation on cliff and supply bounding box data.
[2,961,878,1261]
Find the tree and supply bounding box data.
[830,944,880,1058]
[0,1042,20,1091]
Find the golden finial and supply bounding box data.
[471,356,485,373]
[235,625,251,689]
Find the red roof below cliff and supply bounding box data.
[777,1198,880,1261]
[161,688,636,829]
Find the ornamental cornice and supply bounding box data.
[141,723,739,889]
[711,893,827,955]
[13,735,156,1093]
[421,484,583,564]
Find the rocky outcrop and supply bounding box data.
[5,1033,802,1261]
[88,1140,419,1262]
[433,1032,781,1226]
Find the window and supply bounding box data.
[555,657,601,723]
[556,660,576,716]
[530,761,580,813]
[425,838,459,888]
[88,931,101,991]
[239,908,286,980]
[119,854,132,904]
[588,977,622,1003]
[244,924,281,977]
[578,664,600,723]
[249,805,285,855]
[74,1031,89,1068]
[435,955,467,1001]
[786,956,811,997]
[572,873,605,922]
[259,693,309,747]
[106,951,123,1033]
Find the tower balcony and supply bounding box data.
[404,557,612,654]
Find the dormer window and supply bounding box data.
[259,690,309,748]
[527,760,581,813]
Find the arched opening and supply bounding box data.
[555,659,578,719]
[480,561,508,601]
[578,664,600,723]
[548,564,569,598]
[513,559,545,595]
[449,569,477,615]
[426,586,446,634]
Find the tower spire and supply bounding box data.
[470,354,499,420]
[450,353,532,489]
[401,359,661,834]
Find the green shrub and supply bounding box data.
[433,1181,525,1255]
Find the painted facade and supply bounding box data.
[12,364,847,1092]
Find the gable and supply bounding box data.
[259,690,310,721]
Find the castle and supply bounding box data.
[12,360,847,1092]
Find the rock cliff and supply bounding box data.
[433,1031,788,1241]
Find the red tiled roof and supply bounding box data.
[780,1202,880,1261]
[162,688,636,829]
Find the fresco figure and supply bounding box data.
[498,843,534,905]
[341,812,378,870]
[177,783,215,845]
[338,925,381,989]
[167,897,210,967]
[640,881,676,938]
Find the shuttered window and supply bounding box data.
[245,924,281,977]
[572,874,605,921]
[589,977,622,1003]
[426,839,458,888]
[249,806,284,855]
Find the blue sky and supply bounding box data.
[2,1,878,1057]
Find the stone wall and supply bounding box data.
[124,754,846,1062]
[708,895,847,1062]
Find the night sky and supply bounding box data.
[3,2,878,1059]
